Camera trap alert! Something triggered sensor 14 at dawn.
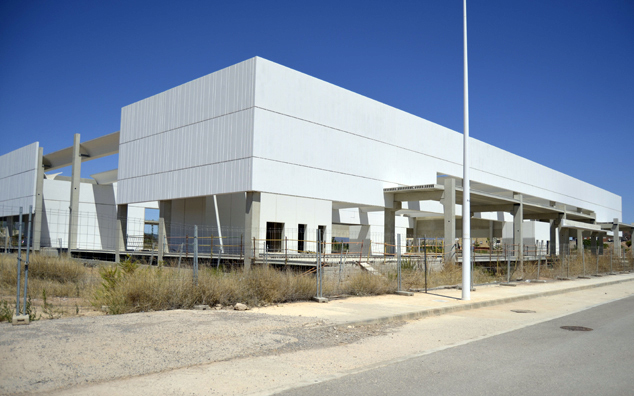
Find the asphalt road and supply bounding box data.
[276,295,634,396]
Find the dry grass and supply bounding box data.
[0,254,98,299]
[1,250,632,318]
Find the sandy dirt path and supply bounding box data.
[1,280,632,395]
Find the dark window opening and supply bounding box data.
[298,224,306,252]
[266,222,284,252]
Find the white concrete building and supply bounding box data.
[1,57,631,262]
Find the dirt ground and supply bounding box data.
[0,307,403,395]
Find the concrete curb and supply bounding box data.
[343,276,634,327]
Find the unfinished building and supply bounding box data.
[1,57,631,264]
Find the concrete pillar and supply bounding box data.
[612,218,620,257]
[550,214,563,256]
[32,147,45,251]
[576,229,584,257]
[590,232,597,255]
[441,178,456,263]
[68,134,81,253]
[488,221,494,249]
[157,200,172,263]
[598,233,604,255]
[8,215,14,249]
[383,201,401,255]
[115,204,128,263]
[511,193,523,261]
[244,192,261,270]
[559,228,570,257]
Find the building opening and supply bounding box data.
[318,225,327,252]
[298,224,306,252]
[266,222,284,252]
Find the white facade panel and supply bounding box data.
[118,158,253,204]
[118,58,257,204]
[0,142,39,217]
[120,58,256,144]
[40,179,147,250]
[252,58,621,222]
[41,179,118,250]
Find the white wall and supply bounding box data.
[41,179,148,250]
[117,57,623,227]
[258,193,331,254]
[118,58,257,204]
[252,58,622,222]
[0,142,38,217]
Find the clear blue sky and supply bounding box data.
[1,0,632,223]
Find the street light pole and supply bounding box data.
[462,0,471,300]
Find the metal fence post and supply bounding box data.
[193,225,198,285]
[537,241,542,280]
[471,242,474,290]
[424,236,428,293]
[4,226,8,253]
[23,206,33,315]
[339,240,343,284]
[506,245,511,283]
[316,228,321,298]
[15,207,23,316]
[397,234,402,292]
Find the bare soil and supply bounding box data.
[0,308,403,395]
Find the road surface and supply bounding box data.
[276,295,634,396]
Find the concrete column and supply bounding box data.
[157,200,172,263]
[590,232,597,255]
[244,192,261,270]
[488,221,494,249]
[550,214,563,256]
[441,178,456,263]
[576,229,584,257]
[8,215,14,249]
[559,228,570,257]
[598,233,604,255]
[612,218,620,257]
[511,193,523,261]
[68,134,81,253]
[32,147,45,251]
[115,204,128,263]
[383,201,401,255]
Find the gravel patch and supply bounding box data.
[0,309,403,395]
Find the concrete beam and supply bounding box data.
[393,191,444,202]
[441,178,456,263]
[244,192,261,270]
[471,204,515,213]
[32,147,44,251]
[523,213,563,221]
[68,134,81,253]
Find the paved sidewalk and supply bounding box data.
[253,272,634,325]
